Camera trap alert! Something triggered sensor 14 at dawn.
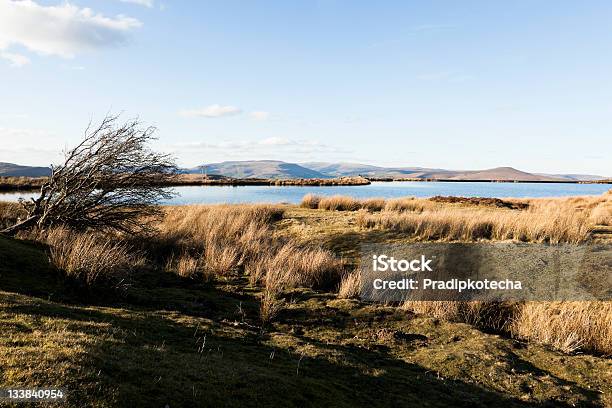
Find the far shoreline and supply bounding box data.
[1,174,611,193]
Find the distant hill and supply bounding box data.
[442,167,564,182]
[302,162,450,178]
[302,163,568,181]
[188,160,330,179]
[536,173,609,181]
[0,162,50,177]
[302,162,388,177]
[3,159,606,182]
[187,161,606,181]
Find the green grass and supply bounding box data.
[1,219,611,407]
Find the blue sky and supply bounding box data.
[0,0,611,175]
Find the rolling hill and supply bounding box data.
[536,173,609,181]
[2,160,606,182]
[0,162,51,177]
[188,160,330,179]
[302,162,571,181]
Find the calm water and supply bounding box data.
[1,182,609,205]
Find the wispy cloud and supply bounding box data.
[119,0,154,8]
[166,137,351,164]
[0,0,141,63]
[0,126,63,165]
[249,111,270,121]
[0,51,29,67]
[179,105,242,118]
[60,64,86,71]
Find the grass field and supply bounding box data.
[0,193,611,407]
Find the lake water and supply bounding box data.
[1,182,609,205]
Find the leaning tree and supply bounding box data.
[2,114,177,235]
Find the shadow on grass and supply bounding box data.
[0,236,605,407]
[2,293,567,408]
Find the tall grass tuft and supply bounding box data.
[318,195,362,211]
[357,204,595,243]
[511,301,612,354]
[247,243,344,290]
[157,204,284,276]
[402,300,612,354]
[158,204,345,290]
[43,228,144,287]
[338,272,361,299]
[300,194,322,209]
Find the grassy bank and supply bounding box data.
[0,176,47,191]
[0,194,611,407]
[0,175,371,192]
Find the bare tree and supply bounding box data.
[2,114,177,235]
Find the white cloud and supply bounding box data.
[0,51,30,67]
[258,137,289,146]
[61,64,86,71]
[167,136,353,167]
[179,105,242,118]
[0,0,142,59]
[119,0,154,7]
[250,111,270,121]
[0,127,63,165]
[166,137,350,160]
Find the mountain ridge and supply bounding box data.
[186,160,330,179]
[0,161,607,181]
[0,162,51,177]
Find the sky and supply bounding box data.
[0,0,611,175]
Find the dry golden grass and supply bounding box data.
[402,301,518,331]
[165,252,215,281]
[157,204,344,292]
[157,204,283,276]
[0,176,47,191]
[318,195,362,211]
[259,288,284,326]
[402,300,612,354]
[300,193,321,209]
[589,201,612,225]
[338,272,361,299]
[357,208,590,243]
[3,197,610,353]
[511,301,612,354]
[247,243,344,289]
[361,198,386,211]
[384,197,437,212]
[300,195,385,212]
[0,201,26,230]
[353,194,612,243]
[42,228,144,286]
